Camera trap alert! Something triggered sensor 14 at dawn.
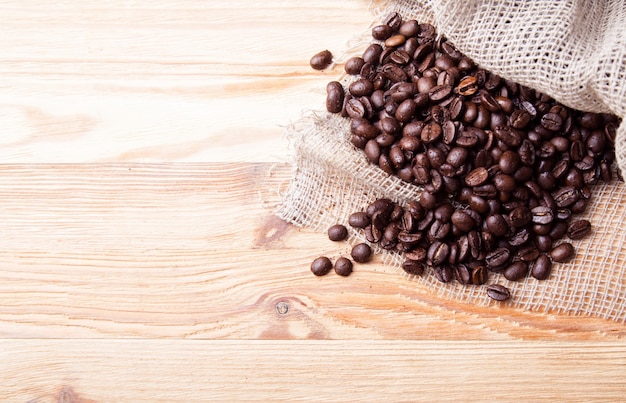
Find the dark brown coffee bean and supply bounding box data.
[349,78,374,97]
[472,265,489,285]
[348,212,370,228]
[510,109,531,129]
[531,254,553,280]
[311,256,333,276]
[541,112,563,131]
[517,245,540,262]
[429,84,452,101]
[550,242,575,263]
[362,44,383,65]
[345,98,366,119]
[381,63,408,82]
[334,257,353,276]
[328,224,348,241]
[503,261,529,281]
[402,259,425,275]
[372,24,393,40]
[485,247,511,269]
[567,219,591,240]
[465,167,489,187]
[486,214,509,237]
[344,56,365,75]
[553,186,579,208]
[531,206,554,225]
[509,206,532,227]
[395,99,417,122]
[486,284,511,301]
[326,81,344,113]
[451,209,476,232]
[351,243,372,263]
[385,34,406,48]
[383,12,403,31]
[310,49,333,70]
[454,263,472,284]
[499,150,520,175]
[494,174,517,193]
[428,241,450,266]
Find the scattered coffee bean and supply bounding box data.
[567,219,591,240]
[531,254,553,280]
[550,242,575,263]
[328,224,348,241]
[334,257,354,276]
[311,257,333,276]
[486,284,511,301]
[351,243,372,263]
[310,49,333,70]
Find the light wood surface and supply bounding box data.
[0,1,624,401]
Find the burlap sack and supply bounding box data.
[277,0,626,322]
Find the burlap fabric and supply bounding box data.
[277,0,626,322]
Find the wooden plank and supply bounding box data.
[0,0,376,163]
[2,339,626,402]
[0,163,623,340]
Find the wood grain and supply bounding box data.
[3,340,626,402]
[0,1,624,401]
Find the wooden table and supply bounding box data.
[1,1,624,401]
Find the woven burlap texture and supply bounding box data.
[277,0,626,322]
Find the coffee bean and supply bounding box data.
[351,243,372,263]
[457,75,478,96]
[348,212,370,228]
[372,24,393,41]
[334,257,353,276]
[310,50,333,70]
[486,284,511,301]
[349,78,374,97]
[326,81,344,113]
[503,261,529,281]
[531,206,555,225]
[311,256,333,276]
[465,167,489,187]
[567,219,591,240]
[531,254,553,280]
[328,224,348,241]
[402,259,425,275]
[550,242,575,263]
[345,56,365,75]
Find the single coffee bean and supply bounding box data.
[344,56,365,75]
[402,259,425,275]
[328,224,348,241]
[503,261,529,281]
[485,247,511,269]
[486,284,511,301]
[429,84,452,101]
[465,167,489,187]
[310,49,333,70]
[351,243,372,263]
[334,257,353,276]
[550,242,575,263]
[348,212,370,228]
[486,214,508,237]
[531,254,553,280]
[326,81,344,113]
[311,256,333,276]
[567,219,591,240]
[457,75,478,96]
[349,78,374,97]
[371,24,393,40]
[531,206,555,225]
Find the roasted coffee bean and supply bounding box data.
[457,75,478,96]
[531,254,552,280]
[486,284,511,301]
[328,224,348,241]
[326,81,344,113]
[334,257,353,276]
[503,261,529,281]
[402,259,425,275]
[517,245,540,262]
[465,167,489,187]
[396,99,417,122]
[486,214,508,237]
[509,206,532,227]
[429,84,452,101]
[311,256,333,276]
[310,49,333,70]
[349,78,374,97]
[553,186,579,208]
[428,241,450,266]
[351,243,372,263]
[348,212,370,228]
[485,247,511,269]
[344,56,365,75]
[531,206,554,225]
[550,242,575,263]
[472,265,489,285]
[455,263,473,284]
[451,209,476,232]
[567,219,591,240]
[372,24,393,40]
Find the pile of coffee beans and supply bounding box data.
[310,12,620,301]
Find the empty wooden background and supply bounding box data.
[0,1,624,401]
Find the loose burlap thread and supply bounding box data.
[277,0,626,322]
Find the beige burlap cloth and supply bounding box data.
[277,0,626,322]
